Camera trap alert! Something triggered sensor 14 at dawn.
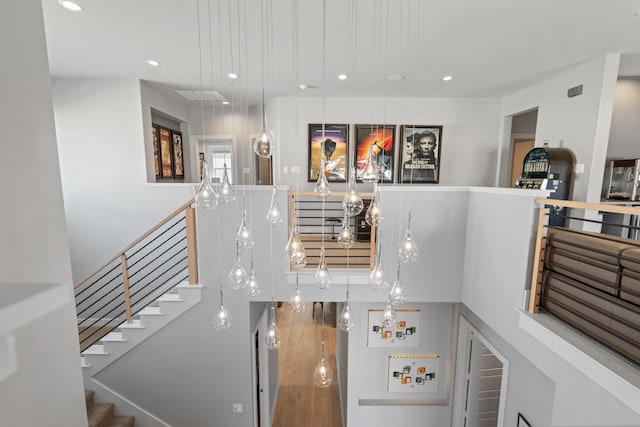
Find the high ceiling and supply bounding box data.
[42,0,640,107]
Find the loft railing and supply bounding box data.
[289,191,376,269]
[528,198,640,366]
[74,199,198,352]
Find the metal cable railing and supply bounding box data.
[529,199,640,367]
[289,192,375,269]
[75,199,198,352]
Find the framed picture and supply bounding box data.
[517,413,532,427]
[308,123,349,182]
[387,355,439,393]
[152,124,160,178]
[354,124,396,183]
[398,125,443,184]
[172,130,184,179]
[158,126,173,179]
[368,309,420,348]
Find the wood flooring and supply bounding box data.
[271,302,343,427]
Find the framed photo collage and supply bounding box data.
[307,123,443,185]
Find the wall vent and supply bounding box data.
[174,90,226,102]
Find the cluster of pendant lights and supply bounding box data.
[196,127,419,389]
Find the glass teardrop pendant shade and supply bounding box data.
[289,274,306,313]
[228,250,248,290]
[369,245,388,291]
[266,186,284,225]
[365,184,383,226]
[398,210,418,263]
[254,103,275,158]
[285,226,307,266]
[361,144,379,184]
[343,168,363,216]
[314,157,332,198]
[389,264,406,306]
[313,341,333,388]
[265,305,281,350]
[337,216,354,249]
[246,272,260,297]
[381,301,397,329]
[218,163,235,204]
[338,296,357,332]
[195,159,217,210]
[213,289,231,331]
[237,206,254,250]
[314,248,331,289]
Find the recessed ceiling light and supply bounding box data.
[338,74,348,80]
[222,101,230,105]
[386,74,405,81]
[298,84,309,90]
[228,73,239,79]
[442,75,453,81]
[146,60,161,67]
[58,0,83,12]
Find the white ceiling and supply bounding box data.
[42,0,640,107]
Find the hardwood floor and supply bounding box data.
[271,302,342,427]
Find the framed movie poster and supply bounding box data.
[398,125,443,184]
[308,123,349,182]
[152,124,160,178]
[354,124,396,183]
[172,130,184,179]
[159,126,173,178]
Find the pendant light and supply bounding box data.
[389,261,406,306]
[265,304,281,349]
[361,143,379,184]
[343,166,363,216]
[237,204,254,249]
[313,303,333,387]
[314,247,331,289]
[213,285,231,331]
[365,182,383,226]
[195,159,218,210]
[338,292,357,332]
[254,90,275,158]
[314,155,332,198]
[266,186,283,225]
[228,242,248,289]
[337,214,355,248]
[285,217,307,267]
[398,209,418,263]
[288,270,306,313]
[369,240,388,291]
[218,163,235,204]
[246,251,261,297]
[381,300,397,329]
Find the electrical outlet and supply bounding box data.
[573,163,584,174]
[232,403,243,413]
[283,166,289,174]
[291,166,301,173]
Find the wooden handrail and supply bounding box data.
[74,198,195,288]
[535,198,640,215]
[293,191,374,198]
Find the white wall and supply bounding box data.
[462,189,640,425]
[52,78,195,281]
[608,76,640,160]
[499,54,620,203]
[272,97,501,190]
[0,0,86,424]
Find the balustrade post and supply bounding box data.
[369,222,377,270]
[185,207,199,284]
[528,206,549,313]
[121,253,133,324]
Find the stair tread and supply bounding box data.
[106,415,135,427]
[157,293,183,302]
[102,331,126,341]
[88,402,114,427]
[118,319,144,329]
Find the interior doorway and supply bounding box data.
[510,139,535,186]
[504,109,538,187]
[453,317,509,427]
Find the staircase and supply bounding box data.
[86,390,135,427]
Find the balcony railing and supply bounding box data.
[528,199,640,366]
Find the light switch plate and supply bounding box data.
[232,403,243,413]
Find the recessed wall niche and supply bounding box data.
[151,108,190,182]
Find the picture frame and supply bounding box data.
[308,123,349,183]
[158,126,173,179]
[517,413,532,427]
[354,124,396,183]
[199,152,205,180]
[152,124,161,178]
[172,130,184,179]
[398,125,443,184]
